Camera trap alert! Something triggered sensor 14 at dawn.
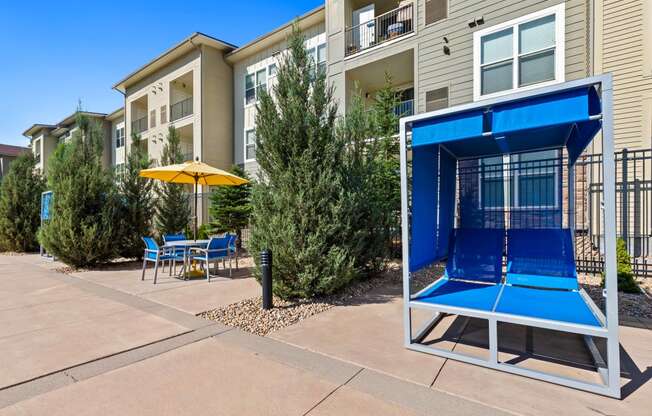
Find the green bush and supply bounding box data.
[0,152,45,252]
[38,113,122,267]
[117,135,155,260]
[249,28,391,299]
[601,238,640,293]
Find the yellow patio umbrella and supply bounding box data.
[140,159,249,240]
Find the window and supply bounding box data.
[513,150,559,208]
[256,69,267,97]
[245,129,256,161]
[160,105,167,124]
[115,163,125,180]
[149,110,156,128]
[268,63,277,77]
[33,139,41,159]
[245,73,256,105]
[425,87,448,112]
[479,156,505,209]
[316,44,327,74]
[115,127,125,148]
[245,69,268,105]
[473,4,564,100]
[425,0,447,25]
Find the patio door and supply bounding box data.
[353,4,375,50]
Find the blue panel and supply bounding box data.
[412,110,485,148]
[506,229,578,290]
[41,191,53,221]
[492,88,592,136]
[496,285,601,327]
[445,228,504,283]
[436,150,456,258]
[410,145,439,272]
[567,119,602,165]
[414,279,502,312]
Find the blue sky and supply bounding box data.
[0,0,323,146]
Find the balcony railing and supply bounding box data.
[170,97,193,121]
[131,116,148,134]
[345,2,414,57]
[394,99,414,118]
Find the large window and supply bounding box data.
[245,129,256,161]
[473,4,564,100]
[245,69,268,105]
[307,43,327,76]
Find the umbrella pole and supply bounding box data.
[194,177,198,241]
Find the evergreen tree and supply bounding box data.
[370,74,402,255]
[209,165,252,246]
[117,134,155,259]
[38,113,121,267]
[0,152,45,252]
[250,27,387,299]
[155,126,190,236]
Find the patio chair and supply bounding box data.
[226,233,238,269]
[163,233,187,272]
[142,237,183,284]
[189,236,232,281]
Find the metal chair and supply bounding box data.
[163,233,187,273]
[189,236,231,281]
[141,237,183,284]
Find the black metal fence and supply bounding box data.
[574,148,652,276]
[344,2,414,56]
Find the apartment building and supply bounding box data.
[0,144,28,180]
[23,110,125,174]
[113,32,236,223]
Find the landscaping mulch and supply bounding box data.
[580,274,652,320]
[198,261,443,336]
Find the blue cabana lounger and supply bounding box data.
[400,75,620,398]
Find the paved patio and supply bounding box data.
[1,254,650,415]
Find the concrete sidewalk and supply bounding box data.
[0,255,509,415]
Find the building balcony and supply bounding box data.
[170,97,193,122]
[394,99,413,118]
[131,116,148,135]
[345,1,414,57]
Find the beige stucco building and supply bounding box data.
[23,110,124,174]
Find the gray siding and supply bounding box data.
[415,0,589,112]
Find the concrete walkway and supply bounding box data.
[0,255,509,415]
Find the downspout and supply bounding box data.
[112,86,128,166]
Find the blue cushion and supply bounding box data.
[495,285,601,327]
[414,279,502,312]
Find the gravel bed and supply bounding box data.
[199,261,443,336]
[580,274,652,320]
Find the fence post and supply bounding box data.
[621,148,628,241]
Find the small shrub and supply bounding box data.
[601,238,640,293]
[209,165,251,246]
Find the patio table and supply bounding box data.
[164,240,210,279]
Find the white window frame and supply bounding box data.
[244,129,256,162]
[472,4,565,101]
[115,127,125,148]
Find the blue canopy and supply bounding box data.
[412,85,602,165]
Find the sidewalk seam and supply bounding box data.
[301,368,364,416]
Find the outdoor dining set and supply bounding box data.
[141,233,238,284]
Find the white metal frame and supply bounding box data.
[400,75,620,398]
[472,3,566,102]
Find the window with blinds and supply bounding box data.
[425,87,449,112]
[425,0,447,25]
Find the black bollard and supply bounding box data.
[261,249,273,310]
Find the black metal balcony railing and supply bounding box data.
[131,116,148,134]
[345,2,414,57]
[170,97,193,121]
